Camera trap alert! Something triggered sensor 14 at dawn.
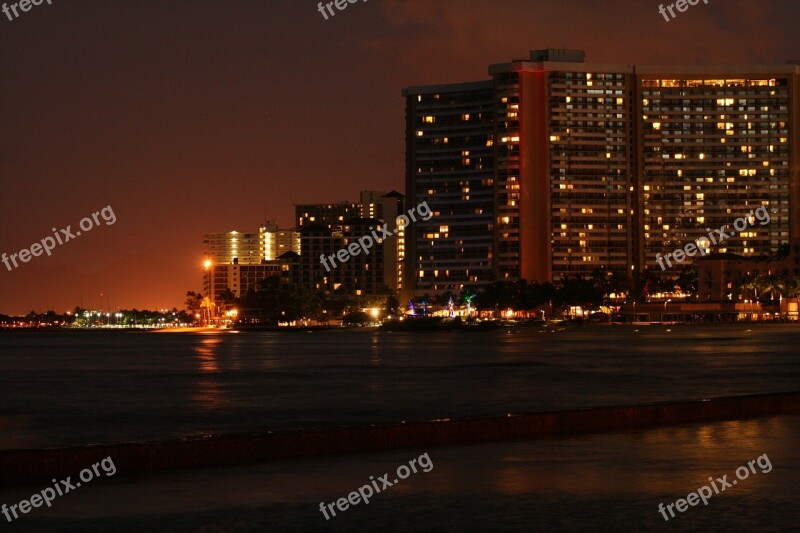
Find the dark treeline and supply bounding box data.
[190,268,701,323]
[0,308,194,327]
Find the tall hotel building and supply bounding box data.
[402,81,495,294]
[403,50,799,295]
[635,67,797,272]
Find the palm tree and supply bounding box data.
[756,274,778,300]
[218,288,237,310]
[200,297,216,324]
[784,277,800,298]
[760,274,800,299]
[185,291,203,315]
[734,272,759,300]
[677,264,698,297]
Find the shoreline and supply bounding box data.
[1,321,798,333]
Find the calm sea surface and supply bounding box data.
[0,416,797,531]
[0,324,798,450]
[1,325,798,530]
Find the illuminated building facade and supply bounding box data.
[402,81,495,296]
[203,226,299,266]
[372,191,406,294]
[341,218,385,295]
[260,223,301,260]
[404,51,799,293]
[490,50,634,281]
[637,67,798,273]
[297,218,388,296]
[295,201,360,229]
[202,225,299,306]
[202,230,262,266]
[297,224,341,292]
[295,191,405,294]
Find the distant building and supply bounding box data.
[202,230,262,266]
[297,224,341,293]
[205,262,285,304]
[294,191,405,295]
[341,218,386,295]
[296,217,389,296]
[372,191,405,294]
[204,190,404,306]
[295,201,360,229]
[203,225,299,266]
[202,224,299,307]
[260,222,300,260]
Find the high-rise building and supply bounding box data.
[374,191,406,294]
[202,230,263,266]
[636,67,797,273]
[297,224,341,293]
[295,201,360,229]
[402,81,495,296]
[295,191,406,294]
[403,50,800,294]
[341,218,385,296]
[295,191,403,227]
[202,225,299,266]
[489,51,635,282]
[260,222,301,260]
[296,218,389,296]
[358,190,385,219]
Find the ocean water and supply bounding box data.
[0,324,798,450]
[0,415,797,531]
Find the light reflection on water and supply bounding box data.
[0,415,795,530]
[0,325,798,449]
[194,336,221,373]
[191,336,224,409]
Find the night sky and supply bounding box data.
[1,0,797,314]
